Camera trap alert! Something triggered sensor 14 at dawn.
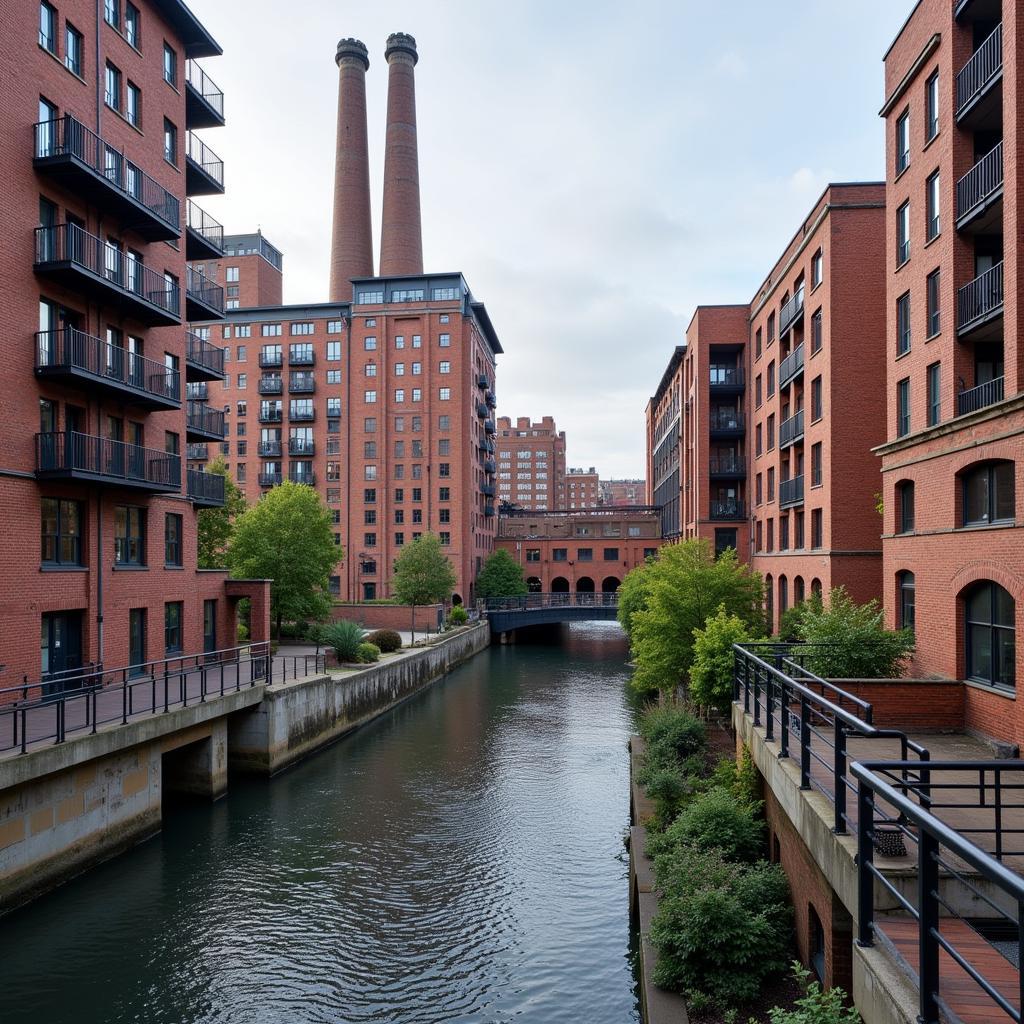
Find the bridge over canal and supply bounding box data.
[482,593,620,636]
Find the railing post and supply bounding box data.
[753,664,761,726]
[778,677,789,760]
[834,719,847,834]
[765,670,775,743]
[918,828,941,1024]
[799,695,811,790]
[743,653,751,714]
[857,778,875,947]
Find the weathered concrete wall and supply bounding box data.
[330,602,444,632]
[230,624,490,776]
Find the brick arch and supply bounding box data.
[946,446,1019,477]
[950,562,1024,601]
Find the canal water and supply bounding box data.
[0,623,641,1024]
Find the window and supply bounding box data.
[439,463,450,478]
[394,388,405,403]
[236,325,251,338]
[811,509,823,549]
[439,487,450,501]
[163,43,177,87]
[965,581,1015,688]
[768,467,775,501]
[926,71,939,143]
[364,337,377,350]
[65,23,84,76]
[755,375,762,408]
[896,201,910,265]
[767,313,775,343]
[165,602,183,654]
[755,328,762,359]
[105,62,122,111]
[40,1,57,52]
[767,414,775,450]
[811,309,822,353]
[365,390,376,404]
[897,481,915,533]
[811,442,823,487]
[604,547,620,561]
[394,363,404,376]
[358,291,384,304]
[327,320,343,334]
[811,249,823,288]
[811,375,823,421]
[364,488,376,503]
[439,388,451,401]
[290,322,314,335]
[124,2,139,46]
[326,369,341,385]
[439,532,451,546]
[365,362,377,378]
[439,361,451,374]
[412,362,421,375]
[755,424,763,457]
[577,548,593,561]
[115,506,145,565]
[163,118,176,164]
[926,171,940,241]
[525,549,541,562]
[439,333,450,348]
[927,362,941,426]
[767,361,775,396]
[962,462,1015,526]
[165,513,182,566]
[794,512,804,549]
[326,341,341,362]
[896,108,910,174]
[104,0,120,28]
[897,378,911,437]
[262,324,282,337]
[41,498,82,565]
[126,82,141,127]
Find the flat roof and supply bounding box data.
[155,0,221,57]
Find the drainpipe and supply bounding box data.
[96,486,104,664]
[94,0,102,131]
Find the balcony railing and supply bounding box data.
[779,289,805,339]
[186,265,225,317]
[477,374,489,389]
[956,23,1002,117]
[779,409,805,448]
[186,331,226,380]
[710,500,746,520]
[476,402,488,418]
[288,349,315,366]
[258,472,283,487]
[481,482,496,497]
[33,116,180,240]
[185,131,225,193]
[289,408,315,422]
[288,438,316,456]
[289,373,316,393]
[484,418,496,434]
[957,261,1004,334]
[779,343,805,388]
[186,443,208,460]
[483,459,497,474]
[35,328,180,410]
[709,456,746,476]
[36,431,180,491]
[186,381,208,400]
[484,504,496,517]
[956,143,1003,225]
[186,469,225,507]
[258,376,283,395]
[35,223,180,324]
[185,60,225,127]
[259,351,283,368]
[185,199,224,259]
[779,474,805,507]
[259,406,283,423]
[289,471,316,486]
[709,366,744,389]
[486,392,496,409]
[257,440,282,456]
[186,400,226,439]
[709,412,745,434]
[957,375,1005,416]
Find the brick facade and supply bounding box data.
[495,415,566,510]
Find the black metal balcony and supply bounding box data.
[476,402,488,418]
[779,474,805,508]
[709,412,745,438]
[486,391,496,409]
[34,223,180,325]
[289,373,316,394]
[186,265,225,320]
[35,328,180,411]
[186,381,208,400]
[779,289,805,339]
[709,456,747,478]
[186,400,226,441]
[709,366,744,393]
[186,443,208,460]
[187,468,225,507]
[259,350,283,368]
[185,199,224,260]
[288,470,316,486]
[185,60,225,130]
[956,24,1003,129]
[36,431,181,492]
[185,131,224,195]
[955,143,1004,235]
[957,261,1004,338]
[259,406,283,423]
[288,348,315,366]
[484,503,495,517]
[258,472,282,488]
[481,482,496,497]
[258,376,283,395]
[779,343,805,389]
[288,438,316,456]
[477,374,489,389]
[710,500,745,521]
[954,0,1001,22]
[779,409,805,449]
[257,440,282,456]
[957,375,1005,417]
[289,407,315,422]
[484,419,496,434]
[186,331,226,382]
[33,116,180,241]
[483,459,497,474]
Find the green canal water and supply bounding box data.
[0,623,642,1023]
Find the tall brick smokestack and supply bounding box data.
[379,32,424,276]
[328,38,373,299]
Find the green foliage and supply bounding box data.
[365,629,402,653]
[643,766,698,831]
[322,620,365,663]
[798,586,915,678]
[637,704,707,783]
[708,746,761,809]
[651,786,764,863]
[765,963,860,1024]
[227,481,338,639]
[690,606,754,713]
[391,534,457,643]
[448,605,469,626]
[356,642,381,664]
[650,845,792,1006]
[237,621,250,643]
[197,457,248,569]
[475,549,528,600]
[627,540,765,693]
[618,561,656,639]
[775,593,822,643]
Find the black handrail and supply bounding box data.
[956,23,1003,116]
[482,593,619,611]
[956,142,1003,221]
[779,474,805,507]
[958,375,1005,416]
[186,332,226,375]
[957,261,1004,332]
[779,409,805,447]
[186,199,224,250]
[186,400,226,437]
[779,343,805,388]
[186,468,225,504]
[186,131,224,187]
[186,265,225,313]
[709,367,744,387]
[36,431,181,489]
[779,288,805,338]
[185,59,224,118]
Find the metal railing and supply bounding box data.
[779,474,805,507]
[186,443,208,460]
[186,400,226,437]
[709,456,746,475]
[956,23,1003,116]
[780,409,805,448]
[709,366,744,388]
[186,468,225,504]
[186,199,224,251]
[257,440,282,456]
[483,459,497,474]
[956,142,1004,221]
[186,131,224,188]
[289,373,316,393]
[855,760,1024,1024]
[477,402,488,417]
[288,471,316,486]
[186,331,226,376]
[186,381,208,400]
[779,343,805,388]
[486,392,496,408]
[779,289,805,338]
[289,407,315,422]
[709,411,745,432]
[958,375,1005,417]
[258,376,283,394]
[259,350,283,368]
[186,265,225,314]
[185,59,224,118]
[710,500,746,519]
[957,261,1004,332]
[477,374,489,388]
[259,406,283,423]
[36,431,181,489]
[483,592,619,611]
[35,328,179,404]
[288,438,315,456]
[259,472,283,487]
[34,116,180,232]
[35,223,180,318]
[288,348,315,366]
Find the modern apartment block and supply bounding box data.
[750,184,887,630]
[877,0,1024,739]
[194,231,284,309]
[0,0,273,690]
[496,507,663,594]
[495,415,566,510]
[567,466,600,508]
[646,346,685,538]
[599,478,645,506]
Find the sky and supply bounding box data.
[188,0,913,479]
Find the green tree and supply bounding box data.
[690,606,754,713]
[196,456,247,569]
[629,540,764,694]
[617,556,657,639]
[475,549,527,600]
[391,533,457,644]
[227,481,339,640]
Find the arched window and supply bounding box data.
[961,461,1014,527]
[765,574,774,631]
[779,576,789,616]
[897,481,914,533]
[811,578,822,597]
[964,581,1015,688]
[897,571,915,633]
[794,576,805,605]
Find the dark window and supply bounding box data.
[105,62,122,111]
[898,572,915,633]
[811,249,823,288]
[439,487,450,501]
[794,512,804,549]
[927,362,941,426]
[439,463,450,478]
[810,905,826,983]
[898,481,914,533]
[896,109,910,174]
[767,415,775,451]
[526,549,541,562]
[163,43,177,86]
[65,23,84,76]
[329,575,341,596]
[714,529,737,558]
[755,328,762,359]
[897,378,911,437]
[926,269,941,337]
[897,291,911,355]
[811,309,822,353]
[779,576,789,615]
[812,376,823,421]
[364,532,376,547]
[896,201,910,265]
[767,313,775,343]
[577,548,593,561]
[364,488,376,502]
[553,548,567,562]
[926,171,940,241]
[41,498,83,565]
[780,516,789,551]
[40,2,57,52]
[104,0,120,29]
[767,361,775,397]
[163,118,177,164]
[962,462,1015,526]
[603,547,619,560]
[124,2,140,47]
[115,506,145,565]
[811,443,823,486]
[164,602,183,654]
[164,513,182,566]
[925,71,939,142]
[965,581,1015,688]
[811,509,823,549]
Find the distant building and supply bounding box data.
[194,231,284,309]
[599,479,644,506]
[567,466,600,508]
[495,416,566,510]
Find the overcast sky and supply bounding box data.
[189,0,911,479]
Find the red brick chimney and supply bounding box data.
[379,32,424,277]
[328,38,373,300]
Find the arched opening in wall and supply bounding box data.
[962,580,1015,689]
[576,576,595,594]
[811,578,822,598]
[551,577,570,594]
[779,576,789,617]
[808,904,826,982]
[601,576,621,593]
[793,576,805,605]
[897,571,915,633]
[526,576,542,594]
[764,574,774,632]
[451,593,463,606]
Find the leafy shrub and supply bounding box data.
[236,621,250,643]
[643,766,697,831]
[689,606,753,713]
[707,746,760,809]
[650,845,792,1006]
[448,605,469,626]
[366,629,402,653]
[651,786,764,863]
[356,642,381,663]
[322,620,365,662]
[766,962,860,1024]
[775,594,821,643]
[637,704,707,779]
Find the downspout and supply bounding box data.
[96,486,104,664]
[94,0,102,131]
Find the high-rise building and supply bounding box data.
[495,416,566,510]
[567,467,600,508]
[646,347,685,538]
[196,232,284,309]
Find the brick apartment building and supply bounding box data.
[598,478,644,506]
[0,0,272,690]
[646,346,684,538]
[193,231,283,309]
[877,0,1024,740]
[496,506,663,594]
[567,466,600,508]
[495,415,566,510]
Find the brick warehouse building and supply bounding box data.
[0,0,271,690]
[877,0,1024,743]
[495,415,567,510]
[194,33,502,604]
[193,230,283,309]
[566,466,600,508]
[598,478,644,506]
[645,345,684,538]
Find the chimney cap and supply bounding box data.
[385,32,418,64]
[336,37,369,69]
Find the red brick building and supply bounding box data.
[194,231,283,309]
[599,478,644,506]
[497,507,663,594]
[495,415,566,510]
[646,346,685,538]
[567,466,600,508]
[0,0,271,690]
